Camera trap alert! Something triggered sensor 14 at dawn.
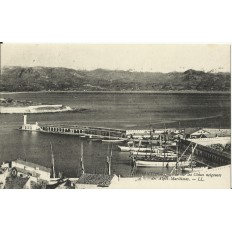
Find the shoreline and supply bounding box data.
[0,90,230,94]
[0,104,73,114]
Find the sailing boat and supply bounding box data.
[102,129,126,143]
[134,140,192,167]
[46,142,66,189]
[118,139,141,151]
[129,137,175,157]
[131,149,177,158]
[118,137,161,152]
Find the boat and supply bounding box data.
[102,139,126,143]
[87,138,102,142]
[130,150,177,158]
[46,178,66,189]
[132,150,181,167]
[130,139,176,158]
[181,160,208,172]
[118,145,157,152]
[134,141,196,168]
[101,128,127,143]
[182,166,208,172]
[118,139,157,152]
[135,159,190,167]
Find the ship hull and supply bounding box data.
[131,151,177,158]
[118,146,163,152]
[118,146,153,152]
[136,160,190,167]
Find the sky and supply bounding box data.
[1,44,230,73]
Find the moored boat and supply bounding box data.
[102,139,126,143]
[130,149,177,158]
[118,145,160,152]
[134,141,197,168]
[135,159,190,167]
[182,165,208,173]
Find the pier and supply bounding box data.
[39,124,127,139]
[19,115,231,169]
[20,115,127,139]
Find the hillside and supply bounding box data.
[0,66,230,92]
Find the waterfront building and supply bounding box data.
[20,115,40,131]
[9,159,51,182]
[183,128,231,139]
[187,136,231,146]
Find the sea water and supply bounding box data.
[0,92,230,177]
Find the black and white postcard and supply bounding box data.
[0,44,231,188]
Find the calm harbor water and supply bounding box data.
[0,92,230,177]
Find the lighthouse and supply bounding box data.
[23,114,27,125]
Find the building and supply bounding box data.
[9,159,51,182]
[187,136,231,146]
[184,128,210,139]
[1,159,51,188]
[183,127,231,146]
[203,128,231,137]
[20,115,40,131]
[184,128,231,139]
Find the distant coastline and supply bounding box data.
[0,90,230,94]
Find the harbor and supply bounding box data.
[1,7,232,232]
[0,110,230,189]
[0,91,230,185]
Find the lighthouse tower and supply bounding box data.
[23,114,27,125]
[21,115,41,131]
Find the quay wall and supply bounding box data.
[40,124,127,139]
[179,139,231,167]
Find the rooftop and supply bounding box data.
[184,128,202,135]
[76,173,115,187]
[4,176,29,189]
[203,128,231,136]
[184,128,231,136]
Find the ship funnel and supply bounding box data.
[23,114,27,125]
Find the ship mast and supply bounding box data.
[170,141,193,175]
[107,144,113,175]
[80,142,85,174]
[50,142,56,178]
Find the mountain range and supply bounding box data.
[0,66,230,92]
